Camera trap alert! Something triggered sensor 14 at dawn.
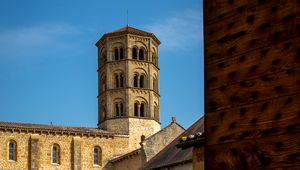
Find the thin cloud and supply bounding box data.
[0,23,84,63]
[143,9,203,52]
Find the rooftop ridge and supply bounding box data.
[0,121,128,136]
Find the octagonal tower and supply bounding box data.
[95,26,161,149]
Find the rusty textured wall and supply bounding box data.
[204,0,300,169]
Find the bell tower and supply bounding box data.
[95,26,161,149]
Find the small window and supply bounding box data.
[140,75,144,88]
[94,146,102,166]
[120,48,124,59]
[8,140,17,161]
[52,144,60,164]
[115,75,119,88]
[140,103,145,117]
[115,103,119,116]
[132,48,137,59]
[134,103,139,116]
[114,49,119,60]
[139,49,144,60]
[134,74,138,87]
[120,74,124,88]
[153,77,158,92]
[120,103,124,116]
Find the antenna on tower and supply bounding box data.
[126,9,129,27]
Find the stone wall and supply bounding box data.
[141,120,185,161]
[128,118,161,150]
[110,149,144,170]
[0,130,129,170]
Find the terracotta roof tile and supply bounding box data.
[96,26,160,46]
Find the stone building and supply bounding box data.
[142,117,204,170]
[0,26,184,170]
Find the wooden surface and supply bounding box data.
[204,0,300,169]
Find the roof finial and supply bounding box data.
[126,9,129,28]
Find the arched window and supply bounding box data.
[52,144,60,164]
[8,140,17,161]
[139,49,144,60]
[94,146,102,166]
[120,48,124,59]
[115,103,119,116]
[115,75,119,88]
[120,103,124,116]
[132,48,137,59]
[120,74,124,88]
[134,74,139,87]
[134,103,139,116]
[114,49,119,60]
[140,103,145,117]
[154,104,158,120]
[140,75,144,88]
[100,74,106,92]
[153,77,158,92]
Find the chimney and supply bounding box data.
[172,117,176,123]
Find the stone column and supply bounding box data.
[72,137,82,170]
[29,134,39,170]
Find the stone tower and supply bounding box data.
[95,26,161,149]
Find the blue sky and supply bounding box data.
[0,0,203,128]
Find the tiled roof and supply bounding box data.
[0,121,121,137]
[96,26,160,46]
[142,116,204,170]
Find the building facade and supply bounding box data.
[0,26,184,170]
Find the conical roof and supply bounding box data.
[96,26,160,46]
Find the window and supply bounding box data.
[140,75,144,88]
[114,49,119,60]
[140,103,145,117]
[120,74,124,88]
[94,146,102,166]
[132,48,137,59]
[154,104,159,121]
[8,140,17,161]
[115,75,119,88]
[134,74,138,87]
[153,77,158,92]
[52,144,60,164]
[100,74,106,92]
[134,103,139,116]
[115,73,124,88]
[134,102,146,117]
[120,48,124,59]
[115,101,124,117]
[115,103,119,116]
[139,49,144,60]
[120,103,124,116]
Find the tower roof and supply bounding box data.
[96,26,160,46]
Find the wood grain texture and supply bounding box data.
[204,0,300,169]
